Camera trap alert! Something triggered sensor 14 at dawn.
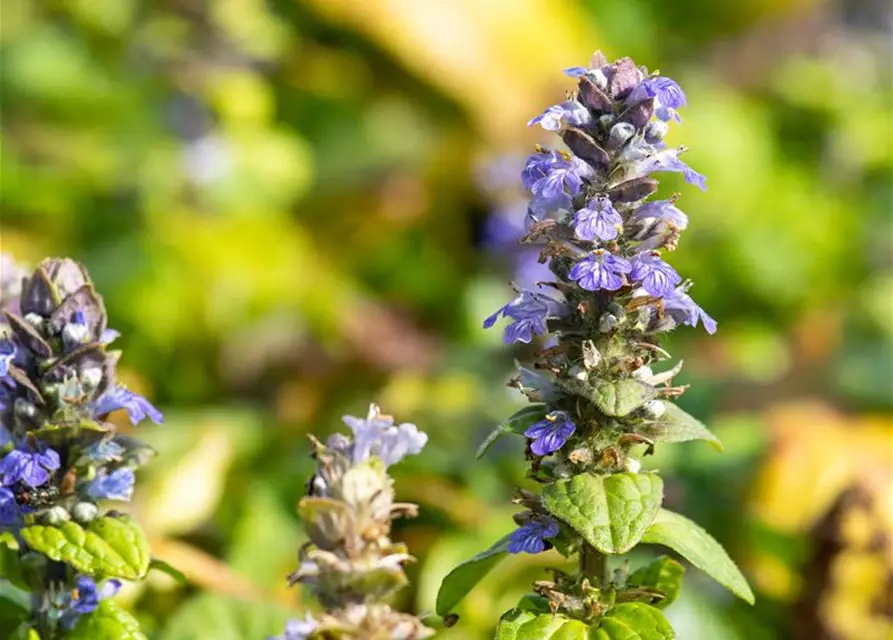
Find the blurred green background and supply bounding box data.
[1,0,891,638]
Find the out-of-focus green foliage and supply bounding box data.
[1,0,890,638]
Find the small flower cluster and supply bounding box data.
[0,256,161,636]
[273,405,432,640]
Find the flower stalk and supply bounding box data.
[273,405,432,640]
[0,256,161,639]
[436,51,754,638]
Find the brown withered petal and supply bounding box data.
[562,128,610,168]
[578,76,612,112]
[619,98,655,128]
[4,312,52,358]
[609,57,641,99]
[607,177,659,203]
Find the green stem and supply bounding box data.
[580,542,608,587]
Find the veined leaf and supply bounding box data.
[641,404,723,451]
[21,514,150,580]
[435,534,512,616]
[627,556,685,608]
[495,609,589,640]
[642,509,755,604]
[68,600,146,640]
[542,472,663,555]
[592,602,675,639]
[591,379,655,417]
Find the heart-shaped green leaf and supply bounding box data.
[641,404,723,450]
[495,609,590,640]
[543,472,663,554]
[627,556,685,608]
[592,379,655,417]
[592,603,675,639]
[477,405,548,459]
[21,514,150,580]
[435,534,512,616]
[68,600,146,640]
[642,509,754,604]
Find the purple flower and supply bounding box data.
[664,285,717,334]
[62,310,91,352]
[0,339,14,378]
[630,252,682,297]
[631,199,688,231]
[522,150,593,216]
[342,404,427,467]
[628,76,686,122]
[574,196,623,242]
[568,250,632,292]
[272,614,319,640]
[61,576,121,628]
[0,447,60,488]
[508,517,560,554]
[0,487,18,526]
[638,148,706,191]
[91,387,164,425]
[483,291,550,344]
[100,329,120,345]
[524,411,576,456]
[528,100,591,131]
[81,440,125,463]
[87,468,135,502]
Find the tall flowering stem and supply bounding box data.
[437,53,753,638]
[0,256,162,639]
[272,405,433,640]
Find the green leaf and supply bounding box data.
[435,534,512,616]
[10,623,41,640]
[592,379,656,417]
[20,514,150,580]
[495,609,590,640]
[476,405,547,459]
[592,603,675,639]
[627,556,685,608]
[642,404,723,451]
[68,600,146,640]
[160,593,293,640]
[542,472,663,554]
[0,534,28,590]
[0,589,29,633]
[642,509,755,604]
[149,558,188,585]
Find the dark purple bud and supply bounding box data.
[561,128,609,168]
[4,313,52,358]
[578,76,612,112]
[607,177,659,203]
[609,58,641,99]
[19,268,56,318]
[619,98,655,129]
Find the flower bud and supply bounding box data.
[643,400,666,419]
[633,365,653,381]
[62,322,90,351]
[81,367,103,390]
[598,313,618,333]
[624,457,642,473]
[596,114,615,132]
[24,313,44,331]
[608,123,636,148]
[13,397,37,419]
[72,501,99,523]
[42,506,71,525]
[644,120,669,143]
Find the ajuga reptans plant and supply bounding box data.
[0,256,164,639]
[436,53,755,638]
[272,405,433,640]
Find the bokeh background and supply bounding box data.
[1,0,891,638]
